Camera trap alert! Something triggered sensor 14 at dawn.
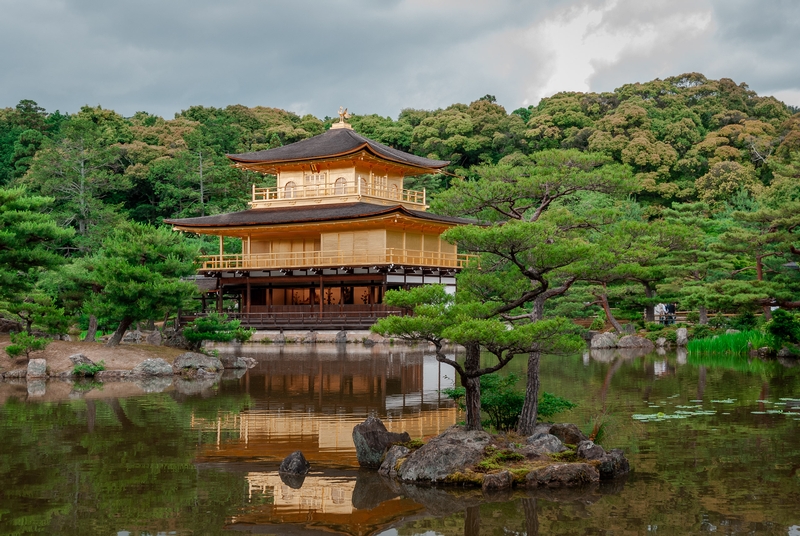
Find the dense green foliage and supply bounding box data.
[442,372,575,431]
[0,71,798,347]
[72,360,105,377]
[5,331,50,359]
[183,313,255,349]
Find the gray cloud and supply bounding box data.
[0,0,797,120]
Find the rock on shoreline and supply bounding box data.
[355,418,630,491]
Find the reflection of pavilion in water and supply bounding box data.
[194,345,459,465]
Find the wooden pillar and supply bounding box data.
[246,278,251,314]
[219,236,224,257]
[319,275,324,316]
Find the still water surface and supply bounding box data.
[0,344,798,535]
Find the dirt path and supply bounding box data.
[0,334,186,375]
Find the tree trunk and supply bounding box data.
[462,343,482,431]
[698,305,708,325]
[644,284,656,323]
[106,316,134,347]
[599,290,625,333]
[523,498,539,536]
[83,315,98,342]
[464,505,481,536]
[516,347,540,436]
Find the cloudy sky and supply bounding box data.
[1,0,798,119]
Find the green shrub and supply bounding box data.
[73,360,106,377]
[686,311,700,323]
[691,324,714,340]
[5,332,50,359]
[766,309,800,344]
[183,313,255,349]
[589,311,606,331]
[442,374,576,430]
[645,322,663,332]
[730,311,758,331]
[538,392,577,419]
[709,312,729,329]
[664,330,678,343]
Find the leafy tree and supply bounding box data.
[5,331,50,360]
[88,222,199,346]
[372,285,581,431]
[433,149,635,434]
[0,187,73,300]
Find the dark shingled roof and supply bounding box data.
[227,127,449,170]
[165,202,475,228]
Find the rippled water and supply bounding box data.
[0,343,798,535]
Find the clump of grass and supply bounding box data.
[474,447,525,472]
[549,449,578,463]
[399,438,425,451]
[72,360,106,377]
[688,330,777,356]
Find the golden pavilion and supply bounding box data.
[166,112,473,329]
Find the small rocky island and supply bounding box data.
[351,416,629,492]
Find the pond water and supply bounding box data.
[0,344,798,535]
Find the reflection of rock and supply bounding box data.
[132,358,173,376]
[278,472,306,490]
[589,348,619,362]
[352,470,400,510]
[676,347,688,365]
[352,416,411,468]
[397,426,490,483]
[526,463,599,488]
[220,356,257,369]
[398,483,483,516]
[221,368,247,380]
[547,423,588,446]
[279,451,310,475]
[27,359,47,379]
[134,376,173,393]
[616,347,652,360]
[174,376,218,396]
[590,332,618,349]
[27,379,46,397]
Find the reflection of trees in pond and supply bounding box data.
[0,392,251,535]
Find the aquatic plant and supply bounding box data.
[687,330,777,356]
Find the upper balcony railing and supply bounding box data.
[198,248,475,272]
[250,181,426,209]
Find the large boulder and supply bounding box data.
[352,416,411,468]
[396,426,491,483]
[27,359,47,379]
[279,450,310,475]
[145,330,163,346]
[132,358,174,376]
[301,331,317,344]
[69,354,94,367]
[590,332,618,349]
[676,327,688,347]
[525,433,566,454]
[335,330,348,344]
[122,330,143,343]
[617,335,655,350]
[379,445,410,477]
[4,368,27,379]
[576,440,630,480]
[173,352,223,373]
[548,423,589,446]
[482,470,513,492]
[525,463,599,488]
